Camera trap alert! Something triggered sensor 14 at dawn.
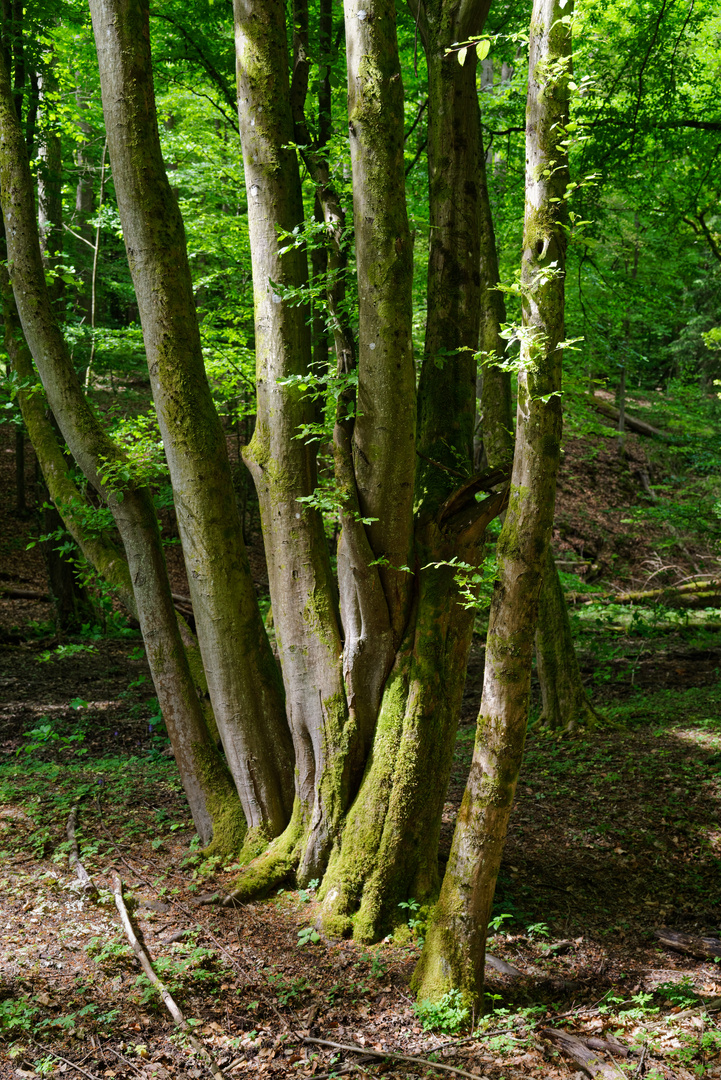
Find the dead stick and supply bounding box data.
[66,806,99,899]
[302,1037,491,1079]
[111,872,226,1080]
[31,1041,101,1080]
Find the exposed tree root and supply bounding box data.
[216,801,305,906]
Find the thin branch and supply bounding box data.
[32,1042,102,1080]
[404,96,428,142]
[63,223,95,250]
[302,1037,486,1080]
[405,137,427,177]
[111,873,227,1080]
[66,805,99,898]
[150,11,236,114]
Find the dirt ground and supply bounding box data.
[1,420,721,1080]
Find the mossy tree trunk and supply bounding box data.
[233,0,353,882]
[89,0,295,843]
[0,50,244,854]
[476,107,598,733]
[413,0,572,1008]
[318,0,505,943]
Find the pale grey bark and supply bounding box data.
[235,0,353,880]
[89,0,295,840]
[414,0,572,1006]
[344,0,416,645]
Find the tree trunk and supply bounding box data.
[0,50,245,854]
[344,0,416,647]
[318,0,498,943]
[476,104,598,736]
[89,0,295,844]
[233,0,352,883]
[535,547,600,730]
[413,0,572,1008]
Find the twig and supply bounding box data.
[99,804,303,1037]
[31,1041,101,1080]
[111,872,227,1080]
[302,1037,488,1079]
[67,806,99,899]
[105,1047,145,1075]
[634,1043,647,1077]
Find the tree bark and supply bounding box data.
[233,0,352,882]
[0,49,244,854]
[318,0,499,943]
[345,0,416,646]
[413,0,572,1007]
[89,0,295,843]
[535,546,600,730]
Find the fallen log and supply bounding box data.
[568,579,721,609]
[654,927,721,959]
[0,586,50,601]
[590,398,671,440]
[539,1028,619,1078]
[66,806,99,900]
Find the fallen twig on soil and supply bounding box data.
[111,872,227,1080]
[302,1036,498,1079]
[0,586,50,600]
[66,806,99,899]
[31,1041,101,1080]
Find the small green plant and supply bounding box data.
[488,913,514,934]
[298,878,320,903]
[86,936,133,972]
[526,921,550,940]
[37,642,99,663]
[655,977,699,1007]
[398,897,426,943]
[297,925,321,947]
[415,989,470,1034]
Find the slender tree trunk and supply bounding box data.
[535,547,599,729]
[89,0,295,843]
[413,0,572,1007]
[478,142,513,472]
[476,108,597,734]
[14,422,25,514]
[0,50,244,854]
[344,0,416,646]
[234,0,351,883]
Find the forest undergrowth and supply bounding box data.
[1,407,721,1080]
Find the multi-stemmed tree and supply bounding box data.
[1,0,575,1003]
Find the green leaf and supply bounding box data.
[457,47,467,67]
[477,39,491,61]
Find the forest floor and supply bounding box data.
[1,410,721,1080]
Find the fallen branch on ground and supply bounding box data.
[539,1028,621,1078]
[66,806,99,899]
[654,927,721,959]
[111,872,227,1080]
[590,397,671,440]
[568,579,721,609]
[302,1036,496,1079]
[0,586,50,601]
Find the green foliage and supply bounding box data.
[414,989,470,1034]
